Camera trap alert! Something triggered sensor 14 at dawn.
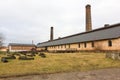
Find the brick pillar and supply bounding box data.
[86,4,92,32]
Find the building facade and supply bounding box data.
[0,46,7,52]
[8,43,36,52]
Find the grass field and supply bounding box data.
[0,52,120,77]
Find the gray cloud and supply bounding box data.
[0,0,120,45]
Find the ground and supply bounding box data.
[0,52,120,79]
[0,68,120,80]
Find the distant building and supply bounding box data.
[8,43,36,52]
[0,46,7,52]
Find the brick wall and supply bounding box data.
[37,38,120,52]
[9,45,35,52]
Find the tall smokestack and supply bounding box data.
[86,4,92,32]
[50,27,53,41]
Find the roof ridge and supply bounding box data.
[38,23,120,45]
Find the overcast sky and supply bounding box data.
[0,0,120,45]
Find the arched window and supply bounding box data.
[61,45,63,48]
[78,43,80,48]
[65,44,66,48]
[108,40,112,47]
[91,41,94,47]
[84,42,87,48]
[58,45,59,49]
[69,44,70,48]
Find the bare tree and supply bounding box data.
[0,33,4,48]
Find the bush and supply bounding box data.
[19,56,34,60]
[6,54,16,59]
[26,53,35,57]
[39,53,46,58]
[15,53,21,56]
[1,57,8,63]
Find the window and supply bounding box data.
[69,44,70,48]
[91,41,94,47]
[58,45,59,49]
[108,40,112,47]
[61,45,63,48]
[65,44,66,48]
[84,42,87,48]
[78,43,80,48]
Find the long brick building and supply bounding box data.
[37,4,120,52]
[8,43,36,52]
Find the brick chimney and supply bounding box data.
[50,27,53,41]
[86,4,92,32]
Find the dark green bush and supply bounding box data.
[19,56,34,60]
[1,57,8,63]
[4,55,16,59]
[39,53,46,58]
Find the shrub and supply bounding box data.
[1,57,8,63]
[6,54,16,59]
[39,53,46,58]
[25,53,36,57]
[18,56,34,60]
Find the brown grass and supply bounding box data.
[0,52,120,77]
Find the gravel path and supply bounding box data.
[0,68,120,80]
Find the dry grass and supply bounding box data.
[0,52,120,77]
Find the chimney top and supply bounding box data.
[86,4,91,7]
[50,26,54,41]
[104,24,109,27]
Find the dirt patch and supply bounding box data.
[0,68,120,80]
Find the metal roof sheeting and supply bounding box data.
[9,43,35,46]
[37,23,120,47]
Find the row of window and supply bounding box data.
[49,40,112,49]
[78,41,95,48]
[49,44,70,49]
[12,47,32,50]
